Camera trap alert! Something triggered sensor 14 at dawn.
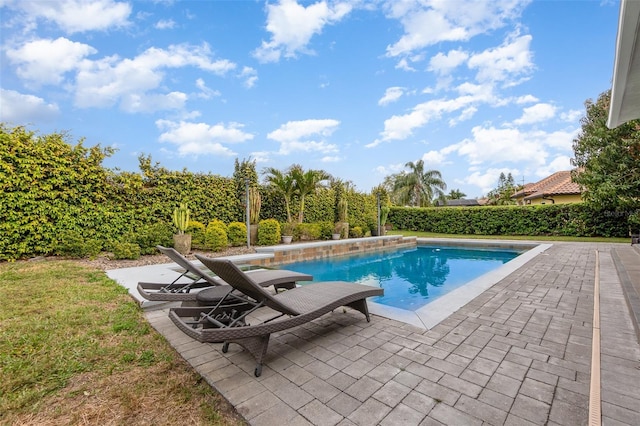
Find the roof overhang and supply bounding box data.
[608,0,640,128]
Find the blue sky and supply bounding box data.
[0,0,620,198]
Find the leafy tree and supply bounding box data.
[290,164,331,223]
[447,189,466,200]
[389,160,447,207]
[571,89,640,226]
[486,172,518,206]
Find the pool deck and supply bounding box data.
[108,241,640,425]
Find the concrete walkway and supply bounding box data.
[136,242,640,425]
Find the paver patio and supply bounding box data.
[131,242,640,425]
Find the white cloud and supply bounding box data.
[155,119,254,156]
[561,109,583,123]
[468,33,534,84]
[377,95,477,142]
[385,0,530,57]
[74,43,236,109]
[0,89,60,122]
[395,58,416,71]
[321,155,341,162]
[239,66,258,88]
[453,126,544,165]
[250,151,272,164]
[252,0,352,63]
[14,0,132,34]
[6,37,96,86]
[120,91,187,113]
[515,94,538,104]
[267,118,340,155]
[155,19,176,30]
[421,150,447,166]
[534,155,573,178]
[374,163,405,176]
[448,106,477,126]
[378,87,405,106]
[460,167,522,195]
[512,102,556,125]
[195,78,221,99]
[428,49,469,75]
[451,124,577,167]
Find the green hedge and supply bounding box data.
[7,124,628,261]
[388,204,629,238]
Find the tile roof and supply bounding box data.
[511,170,582,200]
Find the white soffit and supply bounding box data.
[608,0,640,128]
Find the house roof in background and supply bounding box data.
[608,0,640,128]
[436,199,481,207]
[511,171,582,201]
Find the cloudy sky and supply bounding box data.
[0,0,620,197]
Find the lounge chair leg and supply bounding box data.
[222,342,230,353]
[255,364,263,377]
[346,300,371,322]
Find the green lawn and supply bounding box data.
[0,260,245,425]
[387,230,630,244]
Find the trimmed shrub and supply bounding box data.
[134,223,172,254]
[297,223,322,241]
[55,230,102,259]
[388,204,629,237]
[257,219,280,245]
[318,221,334,240]
[349,226,364,238]
[227,222,247,246]
[205,221,228,251]
[186,220,206,249]
[112,242,141,260]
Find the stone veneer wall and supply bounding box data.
[241,235,417,267]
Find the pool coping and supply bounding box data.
[367,238,552,330]
[108,237,552,330]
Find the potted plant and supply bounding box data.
[380,204,390,235]
[332,222,342,240]
[281,222,295,244]
[172,202,191,254]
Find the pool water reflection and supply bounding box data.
[278,245,522,311]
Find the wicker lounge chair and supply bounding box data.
[169,255,384,376]
[137,245,312,303]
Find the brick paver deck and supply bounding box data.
[144,242,640,425]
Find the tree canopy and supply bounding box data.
[485,172,519,206]
[384,160,446,207]
[571,90,640,227]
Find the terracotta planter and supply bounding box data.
[173,234,191,255]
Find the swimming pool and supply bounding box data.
[278,245,523,311]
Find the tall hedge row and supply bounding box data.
[388,204,629,238]
[1,124,629,260]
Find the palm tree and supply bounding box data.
[290,165,331,223]
[392,160,446,207]
[447,189,466,200]
[263,167,296,223]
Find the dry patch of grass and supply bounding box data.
[0,260,246,426]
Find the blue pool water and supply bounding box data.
[278,245,522,311]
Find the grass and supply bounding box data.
[0,260,246,426]
[387,230,630,244]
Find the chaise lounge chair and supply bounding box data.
[168,255,384,376]
[137,245,313,303]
